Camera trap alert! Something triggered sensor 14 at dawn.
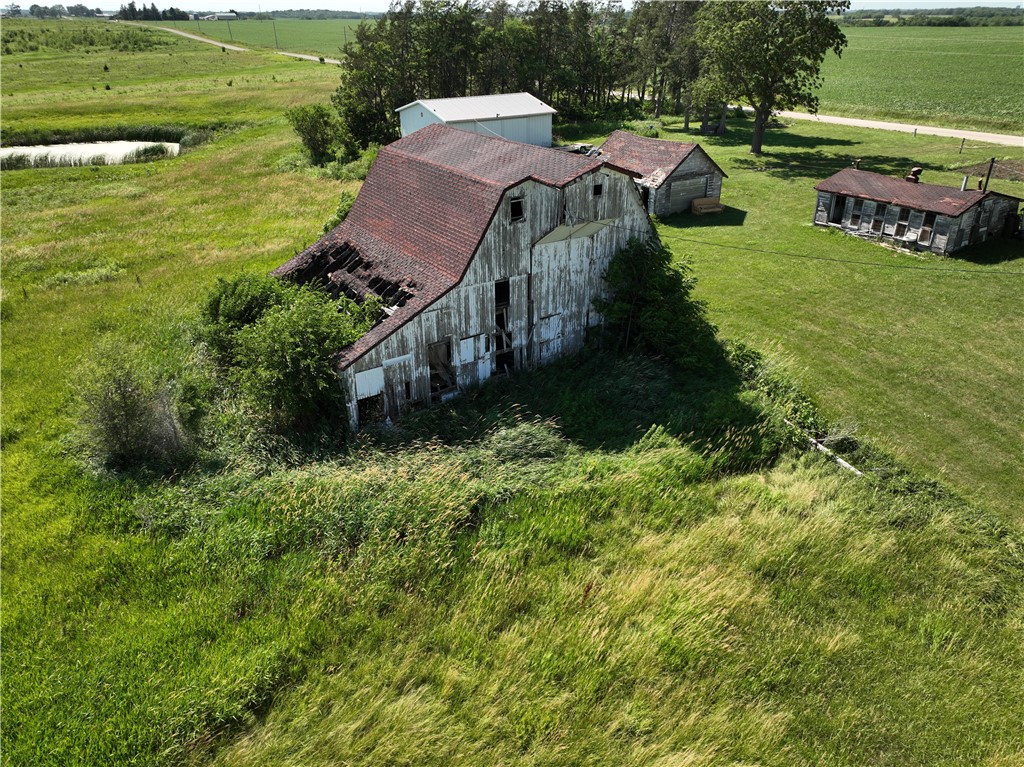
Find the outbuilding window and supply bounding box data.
[593,182,603,197]
[510,197,525,222]
[918,212,937,246]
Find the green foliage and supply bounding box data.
[232,287,378,431]
[322,188,357,233]
[695,0,850,153]
[74,340,190,471]
[285,103,343,166]
[326,143,379,181]
[201,273,291,363]
[596,236,718,371]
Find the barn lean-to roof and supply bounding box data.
[597,130,728,188]
[272,123,606,369]
[814,167,1020,218]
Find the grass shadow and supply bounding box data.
[660,206,748,229]
[730,150,945,182]
[953,236,1024,265]
[364,342,783,473]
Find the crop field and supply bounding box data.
[2,18,1023,767]
[816,25,1024,134]
[156,18,368,58]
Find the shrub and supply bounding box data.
[285,103,343,166]
[75,342,190,471]
[327,143,379,181]
[201,273,291,363]
[595,237,718,371]
[322,189,357,233]
[232,288,380,432]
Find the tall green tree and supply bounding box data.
[696,0,849,154]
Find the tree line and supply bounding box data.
[320,0,848,158]
[114,2,187,21]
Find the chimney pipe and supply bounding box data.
[853,158,861,169]
[961,176,969,191]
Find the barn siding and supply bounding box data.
[343,170,650,430]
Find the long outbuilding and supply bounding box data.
[813,167,1021,254]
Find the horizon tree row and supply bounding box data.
[327,0,849,157]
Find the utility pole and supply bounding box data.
[983,157,995,192]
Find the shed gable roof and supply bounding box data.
[273,123,604,368]
[597,130,726,187]
[396,92,556,122]
[813,167,1019,217]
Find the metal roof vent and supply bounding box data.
[905,166,923,183]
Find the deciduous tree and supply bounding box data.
[696,0,849,154]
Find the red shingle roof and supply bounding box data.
[273,123,605,368]
[598,130,726,187]
[813,167,1013,218]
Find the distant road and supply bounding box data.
[130,23,341,64]
[132,24,248,52]
[774,109,1023,148]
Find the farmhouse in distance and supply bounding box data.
[273,123,652,431]
[813,167,1022,254]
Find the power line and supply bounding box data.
[657,231,1024,276]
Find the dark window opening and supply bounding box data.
[428,339,456,401]
[871,203,887,233]
[404,381,411,400]
[510,197,525,222]
[593,182,603,197]
[829,195,847,224]
[918,212,937,246]
[495,279,510,308]
[895,208,911,238]
[357,394,385,426]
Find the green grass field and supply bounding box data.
[816,25,1024,133]
[2,18,1023,766]
[157,18,367,57]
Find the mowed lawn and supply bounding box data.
[651,118,1023,519]
[816,25,1024,134]
[156,18,368,58]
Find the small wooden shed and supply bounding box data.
[814,168,1021,255]
[396,93,556,147]
[597,130,727,217]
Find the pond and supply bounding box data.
[0,141,180,169]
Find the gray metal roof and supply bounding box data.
[396,92,556,122]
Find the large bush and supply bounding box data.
[285,103,345,166]
[75,342,190,471]
[232,287,379,431]
[201,272,291,363]
[595,237,718,370]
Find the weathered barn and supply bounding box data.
[813,168,1021,254]
[597,130,727,217]
[273,123,652,431]
[396,93,556,147]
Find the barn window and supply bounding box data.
[593,182,603,197]
[918,212,937,246]
[357,394,385,426]
[428,339,456,401]
[510,197,525,222]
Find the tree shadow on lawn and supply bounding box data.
[954,236,1024,265]
[365,343,781,472]
[672,121,859,153]
[730,150,944,182]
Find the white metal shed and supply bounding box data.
[396,93,556,147]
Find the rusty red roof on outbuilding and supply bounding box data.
[813,167,1014,217]
[272,123,607,369]
[598,130,726,186]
